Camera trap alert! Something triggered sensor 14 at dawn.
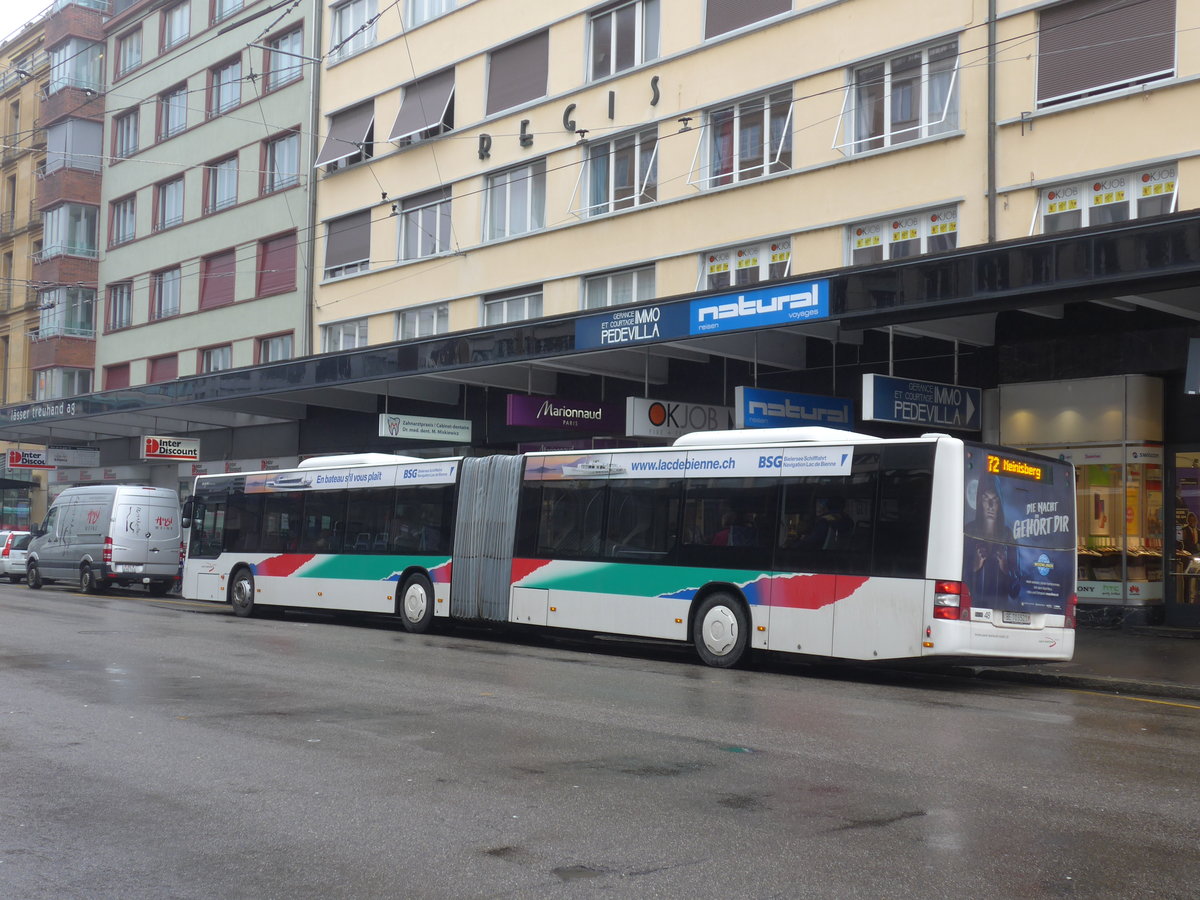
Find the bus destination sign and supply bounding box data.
[987,453,1049,483]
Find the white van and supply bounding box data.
[27,485,182,595]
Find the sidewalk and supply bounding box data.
[963,626,1200,701]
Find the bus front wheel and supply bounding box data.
[230,567,256,618]
[693,593,749,668]
[399,573,436,634]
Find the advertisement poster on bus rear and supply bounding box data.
[963,446,1075,614]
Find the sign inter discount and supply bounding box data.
[142,435,200,461]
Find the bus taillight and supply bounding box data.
[1065,592,1078,629]
[933,580,969,620]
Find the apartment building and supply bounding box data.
[94,0,319,389]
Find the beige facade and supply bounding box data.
[311,0,1198,347]
[0,20,48,406]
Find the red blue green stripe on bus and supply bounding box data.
[251,554,451,582]
[512,559,868,609]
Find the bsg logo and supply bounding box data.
[758,455,784,468]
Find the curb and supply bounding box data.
[967,667,1200,703]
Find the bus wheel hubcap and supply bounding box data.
[701,606,737,656]
[404,586,427,621]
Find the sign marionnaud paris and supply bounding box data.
[735,386,853,429]
[507,394,624,432]
[378,413,472,443]
[141,435,201,461]
[626,397,733,439]
[861,374,981,431]
[575,280,831,349]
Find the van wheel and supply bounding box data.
[398,573,435,633]
[230,567,256,617]
[26,562,42,590]
[80,564,105,595]
[692,592,750,668]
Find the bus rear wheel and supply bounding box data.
[230,567,256,617]
[398,573,435,634]
[693,592,750,668]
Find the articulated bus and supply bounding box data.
[181,428,1076,667]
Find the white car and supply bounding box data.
[1,530,31,582]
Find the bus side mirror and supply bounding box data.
[181,497,194,530]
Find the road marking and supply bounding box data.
[1070,690,1200,710]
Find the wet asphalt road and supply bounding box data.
[2,582,1198,900]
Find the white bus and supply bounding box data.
[181,428,1076,667]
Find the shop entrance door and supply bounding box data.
[1168,452,1200,626]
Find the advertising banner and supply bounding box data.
[863,374,981,431]
[379,413,472,443]
[47,445,100,467]
[690,280,829,335]
[575,303,690,350]
[142,435,200,461]
[626,397,733,439]
[735,386,852,429]
[506,394,623,432]
[6,449,53,469]
[525,446,854,481]
[963,446,1075,615]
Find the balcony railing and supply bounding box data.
[31,323,97,341]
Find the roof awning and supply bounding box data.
[314,102,374,167]
[388,70,454,142]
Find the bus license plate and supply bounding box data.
[1002,611,1032,625]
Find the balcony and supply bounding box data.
[39,85,104,127]
[45,2,108,46]
[0,50,50,94]
[0,201,42,237]
[29,328,97,371]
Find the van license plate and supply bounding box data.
[1002,611,1031,625]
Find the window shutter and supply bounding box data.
[486,31,549,114]
[258,232,297,296]
[324,211,371,269]
[199,249,236,309]
[704,0,790,39]
[314,102,374,166]
[1038,0,1175,105]
[104,363,130,390]
[389,69,455,141]
[149,355,178,383]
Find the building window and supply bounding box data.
[406,0,454,27]
[201,345,233,373]
[38,287,95,338]
[485,160,546,240]
[590,0,659,81]
[702,237,791,290]
[388,69,454,147]
[1041,165,1177,234]
[398,303,448,340]
[702,89,791,188]
[199,249,236,309]
[258,333,293,363]
[35,367,92,401]
[42,204,98,259]
[159,85,187,139]
[484,289,542,326]
[155,177,184,231]
[206,156,238,212]
[48,38,102,94]
[116,28,142,78]
[584,127,657,216]
[398,188,451,260]
[46,119,103,173]
[331,0,376,61]
[114,109,139,159]
[108,282,133,330]
[110,195,136,246]
[486,30,548,114]
[258,232,297,296]
[1037,0,1175,107]
[850,40,958,154]
[213,0,243,24]
[104,362,131,390]
[848,207,958,265]
[264,132,300,193]
[314,102,374,170]
[324,211,371,278]
[148,354,178,383]
[162,3,190,51]
[584,266,655,309]
[152,268,182,319]
[704,0,790,39]
[322,319,369,351]
[265,28,303,90]
[210,57,242,116]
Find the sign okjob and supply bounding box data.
[735,386,852,429]
[862,374,981,431]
